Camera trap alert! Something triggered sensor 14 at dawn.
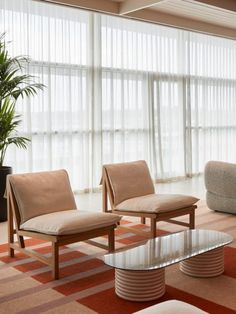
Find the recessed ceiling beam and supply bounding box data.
[193,0,236,13]
[37,0,236,39]
[38,0,120,14]
[119,0,166,15]
[128,8,236,39]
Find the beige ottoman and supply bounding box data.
[133,300,207,314]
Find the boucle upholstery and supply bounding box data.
[20,210,121,235]
[116,194,199,213]
[8,170,76,224]
[133,300,207,314]
[205,161,236,214]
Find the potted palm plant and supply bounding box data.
[0,33,44,221]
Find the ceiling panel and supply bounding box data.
[150,0,236,28]
[41,0,236,37]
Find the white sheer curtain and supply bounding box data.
[1,0,236,191]
[1,0,92,190]
[100,15,186,180]
[188,33,236,174]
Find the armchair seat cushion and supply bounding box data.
[20,210,121,235]
[116,194,199,213]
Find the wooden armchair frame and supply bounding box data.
[102,166,197,238]
[7,179,116,280]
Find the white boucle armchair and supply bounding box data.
[205,160,236,214]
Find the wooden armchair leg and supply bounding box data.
[141,217,146,224]
[8,205,15,257]
[151,218,157,238]
[18,235,25,248]
[52,242,59,280]
[8,234,15,257]
[9,246,14,258]
[108,228,115,252]
[190,211,195,229]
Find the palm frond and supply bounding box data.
[0,33,45,104]
[0,97,30,166]
[0,32,44,167]
[7,136,30,149]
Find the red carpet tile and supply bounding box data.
[79,287,161,314]
[33,258,104,284]
[55,269,114,295]
[16,250,86,274]
[165,286,236,314]
[224,247,236,278]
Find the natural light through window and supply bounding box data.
[1,0,236,191]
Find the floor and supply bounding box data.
[0,175,205,244]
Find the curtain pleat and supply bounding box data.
[1,0,236,191]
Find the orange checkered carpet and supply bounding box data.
[0,202,236,314]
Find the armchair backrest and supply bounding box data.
[103,160,155,207]
[8,169,76,224]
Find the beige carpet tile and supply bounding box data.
[43,301,98,314]
[166,263,236,311]
[0,288,63,314]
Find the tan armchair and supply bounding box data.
[7,169,121,279]
[102,160,198,238]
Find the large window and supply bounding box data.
[1,0,236,191]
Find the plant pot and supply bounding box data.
[0,166,12,222]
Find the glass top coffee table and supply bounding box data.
[104,229,233,301]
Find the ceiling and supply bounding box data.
[151,0,236,29]
[40,0,236,39]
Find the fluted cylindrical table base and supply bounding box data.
[115,268,165,301]
[180,247,224,277]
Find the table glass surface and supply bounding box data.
[104,229,233,270]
